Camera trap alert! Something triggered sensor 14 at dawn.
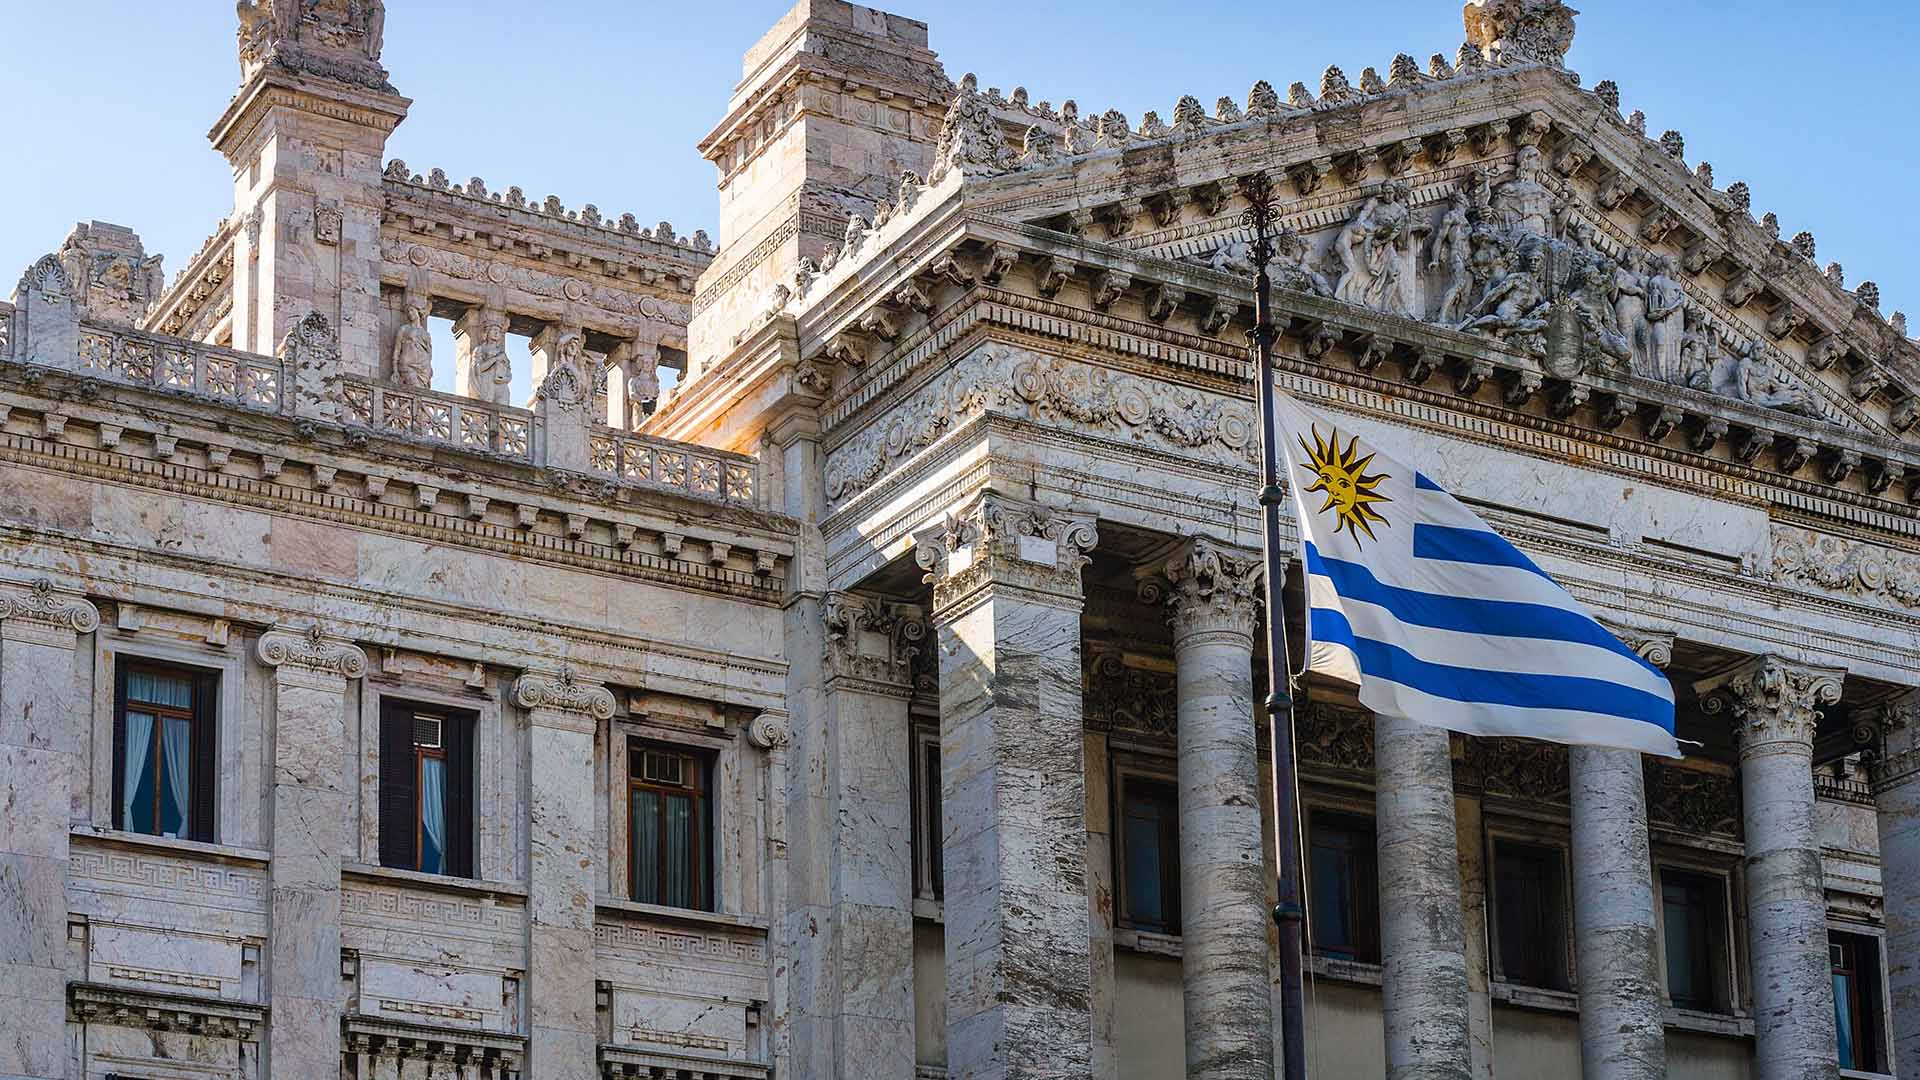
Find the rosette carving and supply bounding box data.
[511,665,616,720]
[255,624,367,678]
[0,578,101,633]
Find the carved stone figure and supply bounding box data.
[1462,247,1549,352]
[1273,227,1334,298]
[1330,181,1415,316]
[471,310,512,406]
[1463,0,1580,68]
[1725,340,1824,417]
[1642,255,1687,384]
[1610,247,1652,376]
[390,298,433,388]
[1678,309,1721,391]
[1492,146,1560,238]
[1569,259,1630,368]
[1428,193,1474,324]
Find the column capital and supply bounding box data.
[1599,621,1674,670]
[823,591,925,695]
[511,665,616,724]
[1697,654,1845,752]
[913,490,1097,616]
[1158,535,1263,644]
[256,624,367,680]
[0,578,100,644]
[746,708,792,751]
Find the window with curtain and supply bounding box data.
[1660,867,1729,1012]
[1493,841,1570,990]
[1308,811,1380,964]
[1116,774,1180,934]
[378,700,475,878]
[114,661,216,842]
[628,742,711,911]
[1830,931,1887,1072]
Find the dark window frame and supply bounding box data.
[1114,770,1181,935]
[1491,839,1572,991]
[626,738,714,912]
[112,658,218,843]
[378,698,475,878]
[911,724,943,902]
[1308,810,1381,965]
[1659,865,1731,1013]
[1830,929,1887,1073]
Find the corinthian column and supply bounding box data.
[1699,655,1845,1080]
[1570,630,1670,1079]
[0,580,98,1080]
[513,666,617,1080]
[256,625,368,1079]
[1375,713,1472,1079]
[1871,691,1920,1070]
[914,491,1098,1080]
[1163,537,1273,1080]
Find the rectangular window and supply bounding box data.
[912,726,943,902]
[1493,841,1569,990]
[1309,812,1380,964]
[628,741,711,911]
[1830,931,1886,1072]
[1117,776,1180,933]
[1660,868,1728,1012]
[113,661,217,842]
[379,700,475,877]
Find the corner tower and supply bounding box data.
[210,1,409,373]
[688,0,949,366]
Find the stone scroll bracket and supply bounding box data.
[823,592,926,697]
[510,664,617,733]
[255,624,369,690]
[0,577,102,648]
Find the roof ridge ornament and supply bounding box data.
[1462,0,1578,70]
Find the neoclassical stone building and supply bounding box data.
[2,1,1917,1078]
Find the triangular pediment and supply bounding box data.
[933,50,1917,447]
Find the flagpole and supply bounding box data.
[1241,171,1310,1080]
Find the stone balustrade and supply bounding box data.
[57,320,287,413]
[339,376,534,461]
[589,428,759,506]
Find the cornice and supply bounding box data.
[208,69,410,158]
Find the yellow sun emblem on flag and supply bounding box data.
[1298,426,1392,545]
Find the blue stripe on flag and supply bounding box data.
[1414,473,1444,491]
[1412,524,1554,581]
[1308,607,1674,731]
[1304,544,1660,677]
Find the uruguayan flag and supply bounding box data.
[1276,392,1679,758]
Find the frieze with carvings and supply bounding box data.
[1643,760,1741,838]
[1296,703,1374,776]
[1467,736,1570,803]
[1770,525,1920,609]
[1083,650,1177,739]
[826,345,1257,509]
[382,238,688,324]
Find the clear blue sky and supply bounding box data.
[5,1,1916,331]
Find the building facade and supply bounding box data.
[2,1,1917,1078]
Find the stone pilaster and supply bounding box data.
[747,709,794,1079]
[1162,537,1272,1080]
[1871,691,1920,1072]
[1375,713,1472,1079]
[1571,630,1670,1079]
[256,625,367,1079]
[0,580,98,1080]
[1699,655,1845,1080]
[797,591,921,1080]
[513,666,616,1080]
[914,491,1098,1080]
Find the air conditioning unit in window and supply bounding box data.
[642,750,685,786]
[413,714,443,749]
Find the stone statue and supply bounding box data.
[1725,340,1824,417]
[1569,259,1630,368]
[471,311,512,406]
[1428,193,1474,325]
[1462,247,1549,352]
[1642,254,1687,384]
[1273,227,1334,298]
[1463,0,1579,69]
[391,298,433,388]
[1610,247,1651,376]
[1679,308,1720,391]
[1331,182,1414,316]
[627,363,661,419]
[362,0,385,62]
[1492,146,1560,238]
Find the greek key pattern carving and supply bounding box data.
[341,884,523,937]
[1771,526,1920,609]
[69,848,266,906]
[594,921,768,971]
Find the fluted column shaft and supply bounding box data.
[1701,655,1844,1080]
[1164,538,1273,1080]
[0,581,99,1080]
[1375,714,1472,1080]
[916,492,1097,1080]
[1873,692,1920,1072]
